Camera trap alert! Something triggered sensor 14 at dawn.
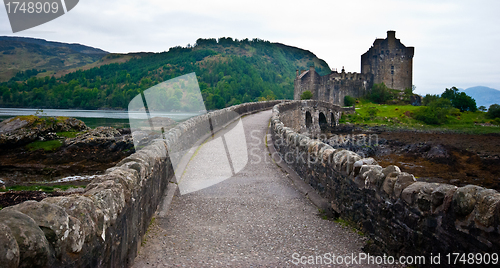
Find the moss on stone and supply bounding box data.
[26,140,63,151]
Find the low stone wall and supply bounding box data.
[271,100,500,257]
[0,100,283,268]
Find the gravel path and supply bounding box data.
[133,110,400,267]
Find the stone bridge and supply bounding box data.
[0,100,499,267]
[276,100,354,134]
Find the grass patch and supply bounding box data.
[334,218,365,236]
[343,101,500,134]
[26,140,63,151]
[0,184,85,193]
[142,217,156,246]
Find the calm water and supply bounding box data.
[0,108,203,128]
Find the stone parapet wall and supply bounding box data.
[271,100,500,256]
[0,100,283,268]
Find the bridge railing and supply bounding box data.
[271,100,500,257]
[0,100,283,268]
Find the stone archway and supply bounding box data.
[305,111,312,129]
[319,112,327,131]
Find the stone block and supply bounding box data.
[381,165,401,178]
[341,151,361,176]
[97,167,140,202]
[3,200,85,257]
[474,189,500,228]
[430,184,457,213]
[85,180,126,231]
[41,195,101,243]
[0,223,19,268]
[393,172,416,199]
[453,185,484,218]
[356,165,383,190]
[381,172,399,196]
[0,210,51,268]
[320,148,335,166]
[359,165,383,177]
[353,158,379,177]
[401,181,428,206]
[332,150,347,171]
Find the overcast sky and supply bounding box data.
[1,0,499,95]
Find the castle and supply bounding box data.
[294,31,414,105]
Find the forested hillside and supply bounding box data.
[0,36,108,82]
[0,38,330,110]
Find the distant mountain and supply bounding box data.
[464,86,500,108]
[0,36,109,82]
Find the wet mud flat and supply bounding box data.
[321,125,500,191]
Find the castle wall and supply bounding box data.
[295,31,413,104]
[294,69,371,106]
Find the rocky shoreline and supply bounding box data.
[320,124,500,191]
[0,116,135,189]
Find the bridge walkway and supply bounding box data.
[132,109,384,267]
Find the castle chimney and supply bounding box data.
[387,30,396,49]
[309,65,315,73]
[296,69,299,77]
[387,30,396,40]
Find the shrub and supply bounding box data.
[493,118,500,126]
[367,107,378,118]
[368,83,395,104]
[300,90,313,100]
[344,95,355,106]
[487,104,500,119]
[414,98,453,125]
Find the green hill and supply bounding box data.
[0,36,109,82]
[0,37,330,110]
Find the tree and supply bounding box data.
[478,106,487,112]
[487,104,500,119]
[422,94,440,106]
[453,92,477,112]
[300,90,313,100]
[344,95,355,106]
[441,87,477,112]
[441,87,459,100]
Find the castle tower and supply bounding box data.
[294,65,320,100]
[361,30,414,90]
